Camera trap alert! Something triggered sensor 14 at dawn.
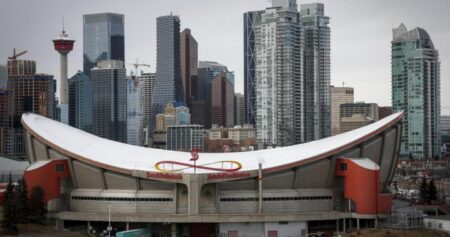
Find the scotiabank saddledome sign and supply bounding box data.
[147,148,251,181]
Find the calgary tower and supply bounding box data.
[53,24,74,124]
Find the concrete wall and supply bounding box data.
[219,222,307,237]
[424,218,450,233]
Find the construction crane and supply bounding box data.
[127,59,150,77]
[8,48,28,76]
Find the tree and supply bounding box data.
[1,173,18,231]
[419,177,428,202]
[16,178,29,223]
[28,186,47,224]
[428,178,438,202]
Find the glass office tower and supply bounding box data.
[68,71,93,133]
[91,60,127,143]
[392,23,441,159]
[83,13,125,77]
[301,3,331,141]
[151,14,183,132]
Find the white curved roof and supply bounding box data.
[22,112,403,174]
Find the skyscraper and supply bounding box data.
[392,23,441,159]
[180,28,198,106]
[91,60,127,143]
[0,65,7,89]
[234,93,245,126]
[8,72,56,159]
[243,10,259,126]
[83,13,125,77]
[244,0,298,127]
[127,77,144,146]
[68,71,93,133]
[211,73,235,128]
[442,116,450,146]
[138,72,155,129]
[330,86,354,135]
[198,61,235,129]
[301,3,331,141]
[253,1,304,146]
[151,14,183,132]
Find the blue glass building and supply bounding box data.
[83,13,125,77]
[392,23,441,159]
[68,71,93,133]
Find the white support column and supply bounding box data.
[171,223,177,237]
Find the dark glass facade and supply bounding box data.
[151,15,183,132]
[91,61,127,143]
[69,71,93,133]
[83,13,125,77]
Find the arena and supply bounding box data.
[21,112,403,236]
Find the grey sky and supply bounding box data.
[0,0,449,114]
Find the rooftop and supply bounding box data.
[22,112,403,174]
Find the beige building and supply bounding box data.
[340,114,374,133]
[330,86,354,135]
[340,102,379,133]
[228,125,256,144]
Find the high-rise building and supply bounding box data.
[441,116,450,146]
[211,73,234,128]
[83,13,125,77]
[330,86,354,135]
[53,28,75,124]
[198,61,235,129]
[392,23,441,159]
[253,2,304,146]
[234,93,245,126]
[138,73,155,129]
[7,60,36,76]
[91,60,127,143]
[180,28,198,106]
[301,3,331,141]
[68,71,93,133]
[0,90,14,157]
[339,102,379,133]
[7,73,56,159]
[166,125,204,152]
[151,14,183,133]
[0,65,8,89]
[243,10,260,126]
[127,77,144,146]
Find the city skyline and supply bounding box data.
[0,0,449,114]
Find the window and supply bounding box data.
[340,163,347,171]
[228,231,238,237]
[56,164,64,172]
[268,231,278,237]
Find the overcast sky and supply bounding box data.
[0,0,448,114]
